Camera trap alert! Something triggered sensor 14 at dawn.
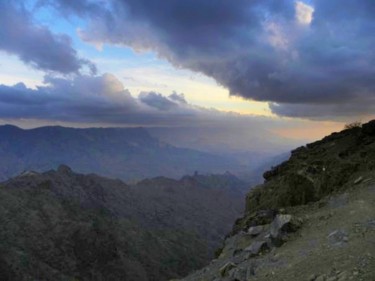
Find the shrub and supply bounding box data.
[344,121,362,129]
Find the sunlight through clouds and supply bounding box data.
[295,1,314,25]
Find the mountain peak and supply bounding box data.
[57,164,73,174]
[0,124,22,132]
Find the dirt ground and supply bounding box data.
[179,176,375,281]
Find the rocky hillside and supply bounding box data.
[0,167,248,281]
[180,120,375,281]
[0,125,240,182]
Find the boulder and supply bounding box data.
[219,262,237,277]
[269,214,302,246]
[327,230,348,246]
[244,241,269,256]
[354,176,363,185]
[247,225,265,236]
[270,214,292,238]
[229,267,247,280]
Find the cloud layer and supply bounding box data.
[0,0,96,74]
[60,0,375,119]
[0,73,312,152]
[0,73,243,125]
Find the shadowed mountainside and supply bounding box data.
[0,125,241,182]
[180,120,375,281]
[0,167,248,281]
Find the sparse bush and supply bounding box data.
[344,121,362,130]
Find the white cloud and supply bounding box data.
[295,1,314,25]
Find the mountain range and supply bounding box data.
[0,167,248,280]
[0,125,243,182]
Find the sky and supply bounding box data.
[0,0,374,152]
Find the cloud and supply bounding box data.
[1,73,319,152]
[168,92,187,104]
[0,74,135,121]
[56,0,375,119]
[0,0,96,74]
[139,92,178,111]
[295,1,314,25]
[0,73,221,125]
[270,100,375,121]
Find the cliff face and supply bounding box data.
[180,121,375,281]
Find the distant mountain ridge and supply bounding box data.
[0,125,241,181]
[0,166,248,280]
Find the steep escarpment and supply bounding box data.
[180,120,375,281]
[0,168,247,281]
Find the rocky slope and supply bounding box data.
[0,167,248,281]
[179,120,375,281]
[0,125,240,182]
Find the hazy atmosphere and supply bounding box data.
[2,0,374,153]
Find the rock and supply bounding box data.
[247,225,265,236]
[229,267,247,280]
[244,241,269,257]
[327,230,349,246]
[269,214,303,246]
[246,265,256,279]
[219,262,237,277]
[219,232,256,258]
[337,271,348,281]
[270,214,292,238]
[354,176,363,185]
[315,275,326,281]
[308,273,317,281]
[270,253,280,262]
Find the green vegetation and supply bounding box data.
[234,120,375,232]
[0,183,209,281]
[0,168,246,281]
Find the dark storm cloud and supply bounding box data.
[67,0,374,119]
[0,74,226,125]
[0,73,323,151]
[0,1,96,74]
[168,93,187,104]
[0,74,136,122]
[0,73,305,140]
[139,92,178,111]
[270,100,375,121]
